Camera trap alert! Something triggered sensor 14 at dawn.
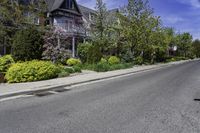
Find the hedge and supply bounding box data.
[5,60,60,83]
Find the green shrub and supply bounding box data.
[62,67,75,74]
[110,64,124,70]
[67,58,81,66]
[73,66,82,73]
[134,57,143,65]
[100,58,107,63]
[108,56,120,65]
[12,27,44,61]
[78,42,102,64]
[120,51,134,63]
[77,42,92,63]
[0,55,15,72]
[81,64,96,70]
[174,57,187,61]
[110,63,133,71]
[58,72,70,78]
[5,60,60,83]
[166,58,176,62]
[94,62,110,72]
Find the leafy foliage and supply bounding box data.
[108,56,120,65]
[134,57,143,65]
[0,55,14,72]
[72,66,82,73]
[192,39,200,58]
[58,71,70,78]
[94,62,111,72]
[0,0,48,53]
[176,33,193,57]
[77,42,92,63]
[12,27,44,61]
[100,58,107,63]
[78,42,102,64]
[82,61,133,72]
[67,58,81,66]
[43,28,72,63]
[5,60,60,83]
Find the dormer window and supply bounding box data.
[61,0,74,9]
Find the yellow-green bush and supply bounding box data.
[5,60,60,83]
[108,56,120,65]
[100,58,107,63]
[0,55,15,72]
[134,56,143,65]
[66,58,81,66]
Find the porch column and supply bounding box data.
[72,37,75,58]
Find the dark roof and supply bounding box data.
[45,0,81,13]
[78,5,96,14]
[108,8,119,13]
[51,0,63,11]
[45,0,118,18]
[45,0,56,11]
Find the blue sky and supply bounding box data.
[77,0,200,39]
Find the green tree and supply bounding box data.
[92,0,111,56]
[12,27,44,61]
[94,0,108,40]
[0,0,47,55]
[118,0,160,63]
[176,32,193,57]
[192,39,200,58]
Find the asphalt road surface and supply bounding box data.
[1,60,200,133]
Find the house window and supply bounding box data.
[61,0,75,9]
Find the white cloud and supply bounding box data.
[163,16,185,24]
[176,0,200,8]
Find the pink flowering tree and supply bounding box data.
[42,27,72,63]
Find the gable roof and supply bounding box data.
[45,0,81,13]
[45,0,56,11]
[78,5,96,14]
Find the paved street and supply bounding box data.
[0,60,200,133]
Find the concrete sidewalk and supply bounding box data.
[0,60,195,99]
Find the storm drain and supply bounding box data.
[53,88,71,93]
[26,87,71,97]
[194,99,200,101]
[31,91,54,97]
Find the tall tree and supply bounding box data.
[176,32,193,57]
[118,0,155,58]
[94,0,108,40]
[192,39,200,58]
[0,0,47,55]
[91,0,111,57]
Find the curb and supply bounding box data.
[0,59,197,99]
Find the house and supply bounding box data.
[0,0,97,57]
[44,0,96,57]
[0,0,118,57]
